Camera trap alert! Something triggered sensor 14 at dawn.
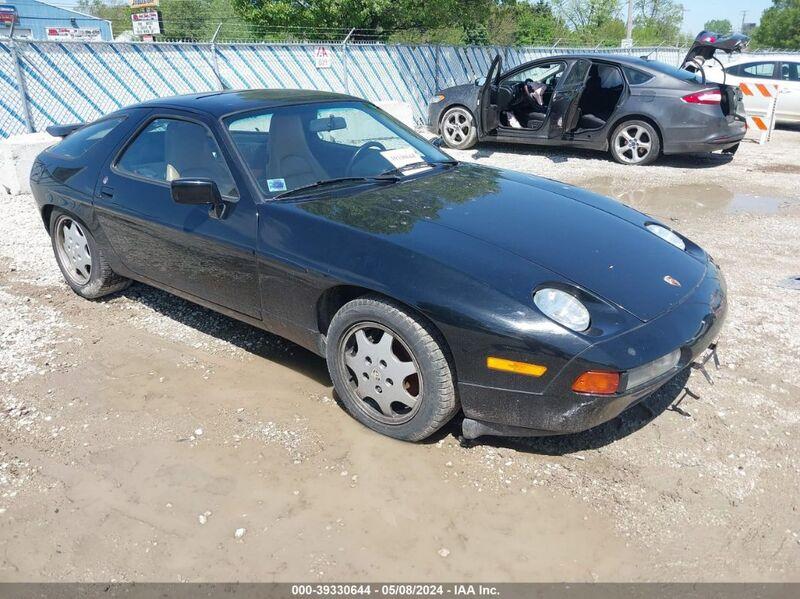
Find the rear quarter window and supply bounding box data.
[623,66,654,85]
[48,117,125,159]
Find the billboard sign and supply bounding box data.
[46,27,103,42]
[132,11,161,36]
[130,0,159,8]
[0,5,18,26]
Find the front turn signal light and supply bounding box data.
[487,357,547,377]
[431,94,445,103]
[572,371,620,395]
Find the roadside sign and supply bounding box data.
[0,5,18,26]
[129,0,159,8]
[46,27,102,42]
[132,11,161,36]
[314,46,333,69]
[620,38,633,49]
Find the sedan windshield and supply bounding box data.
[225,101,453,197]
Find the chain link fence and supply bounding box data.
[0,38,709,140]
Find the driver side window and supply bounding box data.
[116,118,239,199]
[504,62,565,86]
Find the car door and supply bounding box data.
[478,55,503,136]
[547,58,592,139]
[725,61,778,120]
[778,61,800,121]
[94,110,261,318]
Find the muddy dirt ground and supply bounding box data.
[1,128,799,582]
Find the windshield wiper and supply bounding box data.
[273,175,400,200]
[378,159,458,178]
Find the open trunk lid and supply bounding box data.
[681,31,749,74]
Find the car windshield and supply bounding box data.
[225,100,453,198]
[640,59,701,83]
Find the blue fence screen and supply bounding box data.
[0,40,686,139]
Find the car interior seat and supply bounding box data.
[576,64,624,131]
[267,113,328,190]
[164,121,237,196]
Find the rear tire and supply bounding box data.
[326,296,459,441]
[440,107,478,150]
[49,209,130,299]
[609,120,660,165]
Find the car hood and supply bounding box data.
[300,164,707,322]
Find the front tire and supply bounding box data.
[440,106,478,150]
[49,210,130,299]
[326,296,459,441]
[610,120,661,165]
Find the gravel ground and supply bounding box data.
[0,128,799,582]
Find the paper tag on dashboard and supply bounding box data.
[267,178,287,192]
[380,148,425,172]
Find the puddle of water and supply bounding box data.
[584,180,797,218]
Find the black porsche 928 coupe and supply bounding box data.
[428,32,749,165]
[31,90,726,442]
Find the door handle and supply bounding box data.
[99,185,114,198]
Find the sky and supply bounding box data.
[677,0,773,34]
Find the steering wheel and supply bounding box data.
[346,141,386,175]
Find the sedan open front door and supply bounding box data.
[478,55,503,136]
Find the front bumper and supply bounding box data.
[458,262,727,437]
[427,101,445,134]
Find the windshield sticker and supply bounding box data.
[267,178,287,193]
[381,148,424,171]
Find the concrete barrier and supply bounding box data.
[0,132,57,196]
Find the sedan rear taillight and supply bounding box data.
[681,89,722,105]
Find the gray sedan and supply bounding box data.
[427,33,749,165]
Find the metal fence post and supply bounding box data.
[210,23,224,91]
[9,36,35,133]
[343,28,355,94]
[434,44,440,92]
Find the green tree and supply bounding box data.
[553,0,621,31]
[703,18,733,34]
[753,0,800,49]
[513,1,567,46]
[632,0,683,44]
[76,0,130,37]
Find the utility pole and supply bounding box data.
[740,10,747,33]
[626,0,634,41]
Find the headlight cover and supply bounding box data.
[645,223,686,250]
[533,288,591,332]
[625,349,681,390]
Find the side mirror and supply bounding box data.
[474,76,487,86]
[171,178,226,218]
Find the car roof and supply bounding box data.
[132,89,361,117]
[723,54,800,66]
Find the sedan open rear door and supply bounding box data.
[547,58,592,138]
[478,55,503,135]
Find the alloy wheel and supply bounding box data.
[55,217,93,285]
[339,322,423,425]
[615,124,653,164]
[442,108,473,146]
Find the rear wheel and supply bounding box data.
[50,210,130,299]
[326,296,459,441]
[440,107,477,150]
[610,120,660,165]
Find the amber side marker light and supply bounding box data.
[487,357,547,377]
[572,371,620,395]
